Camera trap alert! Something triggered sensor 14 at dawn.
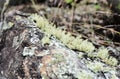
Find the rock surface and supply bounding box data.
[0,14,119,79]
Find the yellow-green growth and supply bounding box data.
[97,47,118,66]
[105,56,118,66]
[97,47,109,60]
[111,72,119,79]
[87,61,113,73]
[28,14,118,66]
[28,14,95,53]
[41,35,50,45]
[77,70,93,79]
[52,53,65,64]
[65,0,73,4]
[8,22,14,27]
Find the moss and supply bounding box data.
[95,4,101,10]
[65,0,73,4]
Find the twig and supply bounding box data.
[0,0,10,34]
[69,1,76,32]
[1,0,10,21]
[30,0,38,13]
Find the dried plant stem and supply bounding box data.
[0,0,10,34]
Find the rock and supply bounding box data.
[0,13,119,79]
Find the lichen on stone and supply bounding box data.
[97,47,118,66]
[28,14,95,53]
[22,47,37,56]
[41,34,51,45]
[87,61,113,73]
[77,70,93,79]
[28,14,118,66]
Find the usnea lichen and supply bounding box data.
[28,14,118,66]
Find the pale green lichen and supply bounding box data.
[52,53,65,64]
[28,14,95,53]
[78,52,84,58]
[77,70,93,79]
[28,14,118,66]
[41,35,51,45]
[105,56,118,66]
[97,47,118,66]
[15,15,22,20]
[87,61,104,73]
[87,61,113,73]
[97,47,109,59]
[78,40,95,53]
[8,22,14,27]
[111,72,119,79]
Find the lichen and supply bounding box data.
[41,35,51,45]
[97,47,118,66]
[105,56,118,66]
[52,53,65,64]
[77,70,93,79]
[8,22,14,27]
[28,14,118,66]
[87,61,113,73]
[28,14,95,53]
[111,72,119,79]
[22,47,37,56]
